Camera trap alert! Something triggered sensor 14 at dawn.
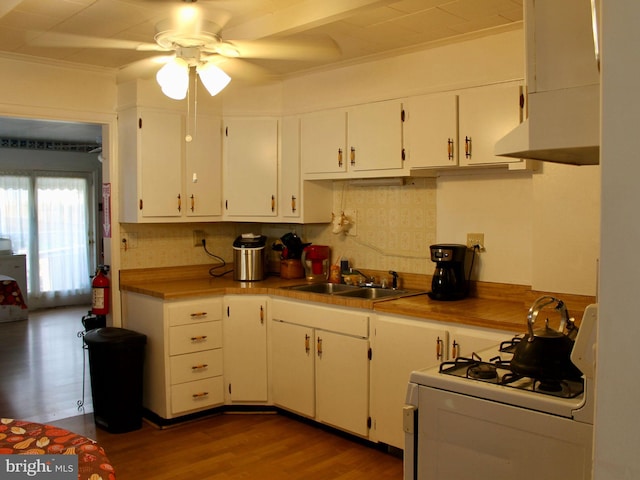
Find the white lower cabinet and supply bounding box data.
[270,298,370,438]
[223,295,269,403]
[122,293,224,420]
[370,314,509,449]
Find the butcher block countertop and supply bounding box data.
[119,265,595,333]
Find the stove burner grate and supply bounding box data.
[439,354,584,399]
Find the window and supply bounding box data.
[0,173,93,309]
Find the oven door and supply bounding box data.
[416,385,593,480]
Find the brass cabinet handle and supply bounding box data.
[317,336,323,356]
[190,335,207,342]
[436,336,444,360]
[192,392,209,398]
[305,334,310,354]
[338,148,343,167]
[259,305,264,325]
[190,194,195,212]
[177,193,182,212]
[350,146,356,166]
[191,364,209,370]
[291,195,297,213]
[271,195,275,212]
[190,312,207,319]
[447,138,454,160]
[464,136,472,159]
[451,340,459,359]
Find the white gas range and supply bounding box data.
[403,304,597,480]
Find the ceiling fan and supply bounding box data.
[28,0,341,99]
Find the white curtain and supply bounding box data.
[0,174,92,309]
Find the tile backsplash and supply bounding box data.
[119,177,437,275]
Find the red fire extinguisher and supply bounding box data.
[91,265,110,317]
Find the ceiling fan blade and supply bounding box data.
[216,35,341,61]
[27,31,162,52]
[117,55,174,84]
[0,0,22,19]
[203,56,276,84]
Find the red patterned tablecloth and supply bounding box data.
[0,418,115,479]
[0,275,27,309]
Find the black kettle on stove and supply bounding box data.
[510,296,583,382]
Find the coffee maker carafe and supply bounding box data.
[428,244,468,301]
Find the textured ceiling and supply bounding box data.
[0,0,523,142]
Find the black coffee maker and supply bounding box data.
[428,244,468,301]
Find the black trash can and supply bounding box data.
[83,327,147,433]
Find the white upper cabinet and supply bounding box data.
[405,84,526,170]
[223,117,279,219]
[280,115,332,223]
[405,93,459,168]
[458,84,524,166]
[184,114,223,218]
[300,100,406,179]
[119,107,223,223]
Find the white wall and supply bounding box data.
[595,1,640,478]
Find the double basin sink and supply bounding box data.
[283,282,418,300]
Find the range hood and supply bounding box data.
[495,84,599,165]
[495,0,600,166]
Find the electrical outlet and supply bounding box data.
[466,233,485,250]
[193,230,206,247]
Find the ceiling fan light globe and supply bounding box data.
[156,58,189,99]
[197,63,231,96]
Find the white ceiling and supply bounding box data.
[0,0,523,142]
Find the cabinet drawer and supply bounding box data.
[170,349,223,385]
[168,298,223,327]
[171,377,224,414]
[169,321,222,355]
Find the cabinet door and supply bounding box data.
[300,109,347,175]
[348,100,404,172]
[315,330,370,437]
[448,326,507,360]
[185,114,222,217]
[223,296,268,402]
[139,110,183,217]
[370,315,448,448]
[223,117,278,217]
[405,94,459,168]
[280,115,301,220]
[459,84,523,166]
[271,320,315,418]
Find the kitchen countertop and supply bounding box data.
[119,265,595,334]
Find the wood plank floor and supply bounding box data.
[0,307,403,480]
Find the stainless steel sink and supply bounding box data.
[285,283,360,294]
[284,283,416,300]
[336,287,410,299]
